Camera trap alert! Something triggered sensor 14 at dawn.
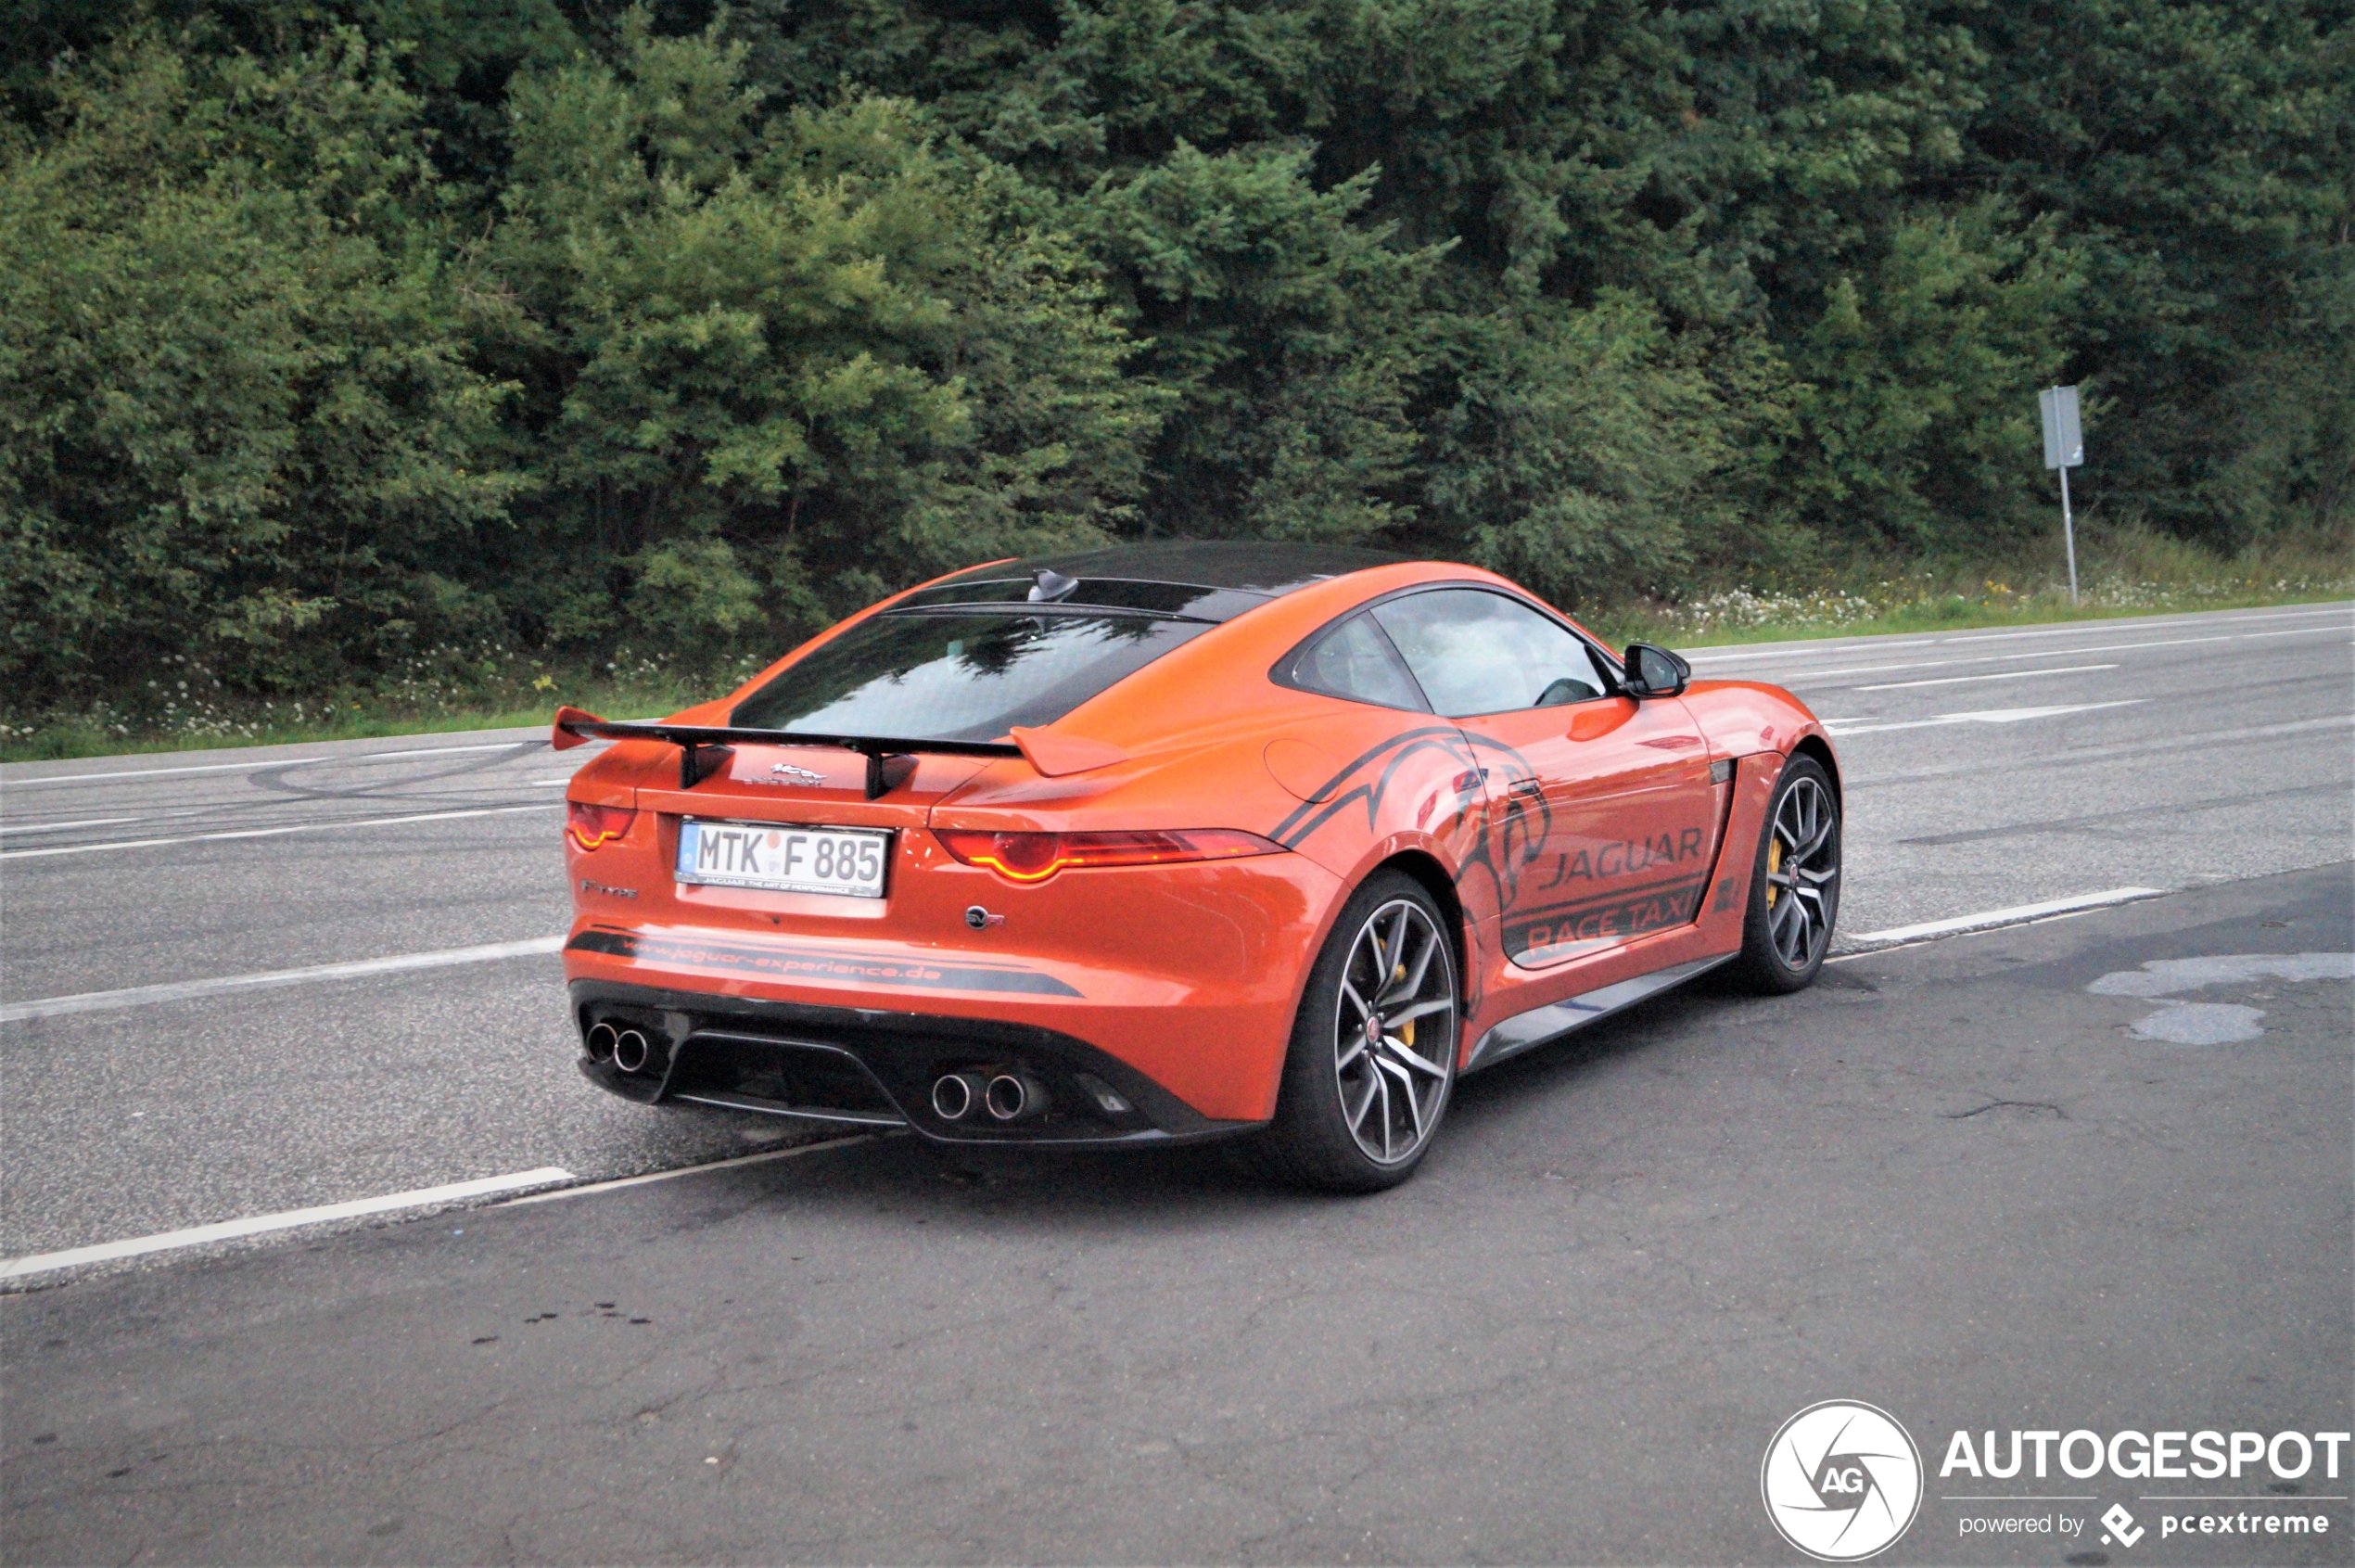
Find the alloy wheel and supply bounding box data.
[1764,774,1839,968]
[1332,899,1457,1165]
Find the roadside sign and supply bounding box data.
[2039,386,2085,604]
[2040,385,2083,469]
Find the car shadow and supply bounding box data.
[657,975,1790,1230]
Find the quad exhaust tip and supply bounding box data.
[930,1071,990,1122]
[586,1022,618,1064]
[985,1071,1046,1124]
[930,1069,1048,1124]
[611,1028,652,1075]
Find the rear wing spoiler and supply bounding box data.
[551,706,1125,797]
[554,706,1018,796]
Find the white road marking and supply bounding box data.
[1,936,566,1023]
[0,815,147,835]
[1851,663,2117,693]
[500,1135,885,1206]
[1916,606,2350,644]
[0,801,561,860]
[0,1166,575,1281]
[318,741,535,763]
[1846,711,2354,789]
[1774,633,2238,682]
[1686,602,2353,665]
[1823,700,2145,737]
[5,756,334,787]
[1842,886,2168,950]
[1798,618,2349,687]
[1,738,548,790]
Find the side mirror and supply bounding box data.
[1621,643,1691,698]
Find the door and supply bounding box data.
[1368,588,1724,970]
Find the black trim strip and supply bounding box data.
[1466,953,1735,1071]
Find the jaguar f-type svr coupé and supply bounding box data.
[554,542,1839,1190]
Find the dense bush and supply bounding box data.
[3,0,2346,715]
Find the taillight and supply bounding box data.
[934,828,1282,884]
[566,800,637,850]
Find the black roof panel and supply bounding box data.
[927,541,1404,604]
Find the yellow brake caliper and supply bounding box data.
[1766,836,1783,906]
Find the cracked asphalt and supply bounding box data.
[5,863,2347,1564]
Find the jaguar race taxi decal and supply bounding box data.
[1505,828,1717,966]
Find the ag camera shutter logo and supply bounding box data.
[1762,1400,1924,1561]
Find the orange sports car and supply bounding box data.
[554,543,1839,1190]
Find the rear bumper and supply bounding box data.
[569,979,1266,1147]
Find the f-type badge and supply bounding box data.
[762,762,825,786]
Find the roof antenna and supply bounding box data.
[1027,568,1079,604]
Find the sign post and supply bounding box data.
[2039,385,2084,606]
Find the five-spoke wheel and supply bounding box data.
[1734,755,1840,992]
[1258,872,1459,1191]
[1333,899,1456,1166]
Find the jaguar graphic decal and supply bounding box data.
[1268,722,1733,975]
[1268,724,1551,919]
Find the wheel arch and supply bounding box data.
[1789,733,1840,804]
[1375,848,1470,985]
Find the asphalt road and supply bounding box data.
[5,862,2348,1564]
[0,600,2348,1270]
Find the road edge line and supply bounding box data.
[1832,886,2170,957]
[2,937,567,1024]
[498,1134,888,1207]
[0,1166,576,1282]
[0,801,564,862]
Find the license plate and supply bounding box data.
[676,820,890,899]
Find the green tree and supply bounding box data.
[1955,0,2353,543]
[1789,200,2082,548]
[0,28,517,705]
[484,15,1164,659]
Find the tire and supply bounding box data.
[1252,872,1460,1192]
[1729,755,1840,994]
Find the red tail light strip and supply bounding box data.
[934,828,1282,884]
[566,801,638,851]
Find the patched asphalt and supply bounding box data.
[5,863,2347,1564]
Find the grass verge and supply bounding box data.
[7,528,2347,763]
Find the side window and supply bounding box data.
[1287,613,1430,711]
[1370,589,1612,719]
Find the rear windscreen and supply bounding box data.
[731,611,1213,742]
